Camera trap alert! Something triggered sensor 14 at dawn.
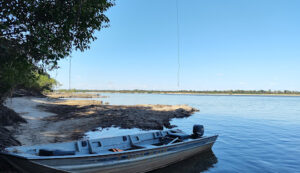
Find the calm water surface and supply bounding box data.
[86,93,300,173]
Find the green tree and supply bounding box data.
[22,71,60,93]
[0,0,115,102]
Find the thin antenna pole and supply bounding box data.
[176,0,181,88]
[55,68,58,90]
[69,57,71,90]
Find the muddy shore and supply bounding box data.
[4,97,198,146]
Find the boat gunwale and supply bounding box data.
[54,140,217,171]
[1,135,218,160]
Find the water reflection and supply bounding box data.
[88,93,300,172]
[150,150,218,173]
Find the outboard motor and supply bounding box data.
[192,124,204,138]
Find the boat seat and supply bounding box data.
[109,148,124,152]
[88,140,96,154]
[133,144,158,149]
[167,132,190,140]
[38,149,75,156]
[76,141,82,152]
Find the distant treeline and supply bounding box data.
[56,89,300,95]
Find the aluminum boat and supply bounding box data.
[0,125,218,173]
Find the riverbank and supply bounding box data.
[56,90,300,97]
[4,97,198,146]
[46,92,107,98]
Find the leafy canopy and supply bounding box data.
[1,0,114,67]
[0,0,115,100]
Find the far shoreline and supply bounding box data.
[161,93,300,97]
[55,90,300,97]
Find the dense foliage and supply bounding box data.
[22,72,59,93]
[0,0,114,102]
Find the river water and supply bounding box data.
[86,93,300,172]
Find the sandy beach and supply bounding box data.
[4,96,198,146]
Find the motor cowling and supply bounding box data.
[193,124,204,138]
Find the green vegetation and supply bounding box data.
[0,60,59,97]
[0,0,114,102]
[57,89,300,96]
[22,72,60,93]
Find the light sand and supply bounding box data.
[4,97,198,146]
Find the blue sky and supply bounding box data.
[50,0,300,91]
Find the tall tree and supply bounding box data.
[0,0,115,100]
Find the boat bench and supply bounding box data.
[38,149,75,156]
[167,132,190,140]
[132,144,158,149]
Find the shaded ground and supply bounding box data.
[0,103,25,149]
[0,104,26,127]
[0,104,26,172]
[5,97,63,146]
[12,89,45,98]
[0,127,22,172]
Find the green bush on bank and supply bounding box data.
[23,72,59,93]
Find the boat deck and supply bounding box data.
[1,127,218,173]
[4,129,200,159]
